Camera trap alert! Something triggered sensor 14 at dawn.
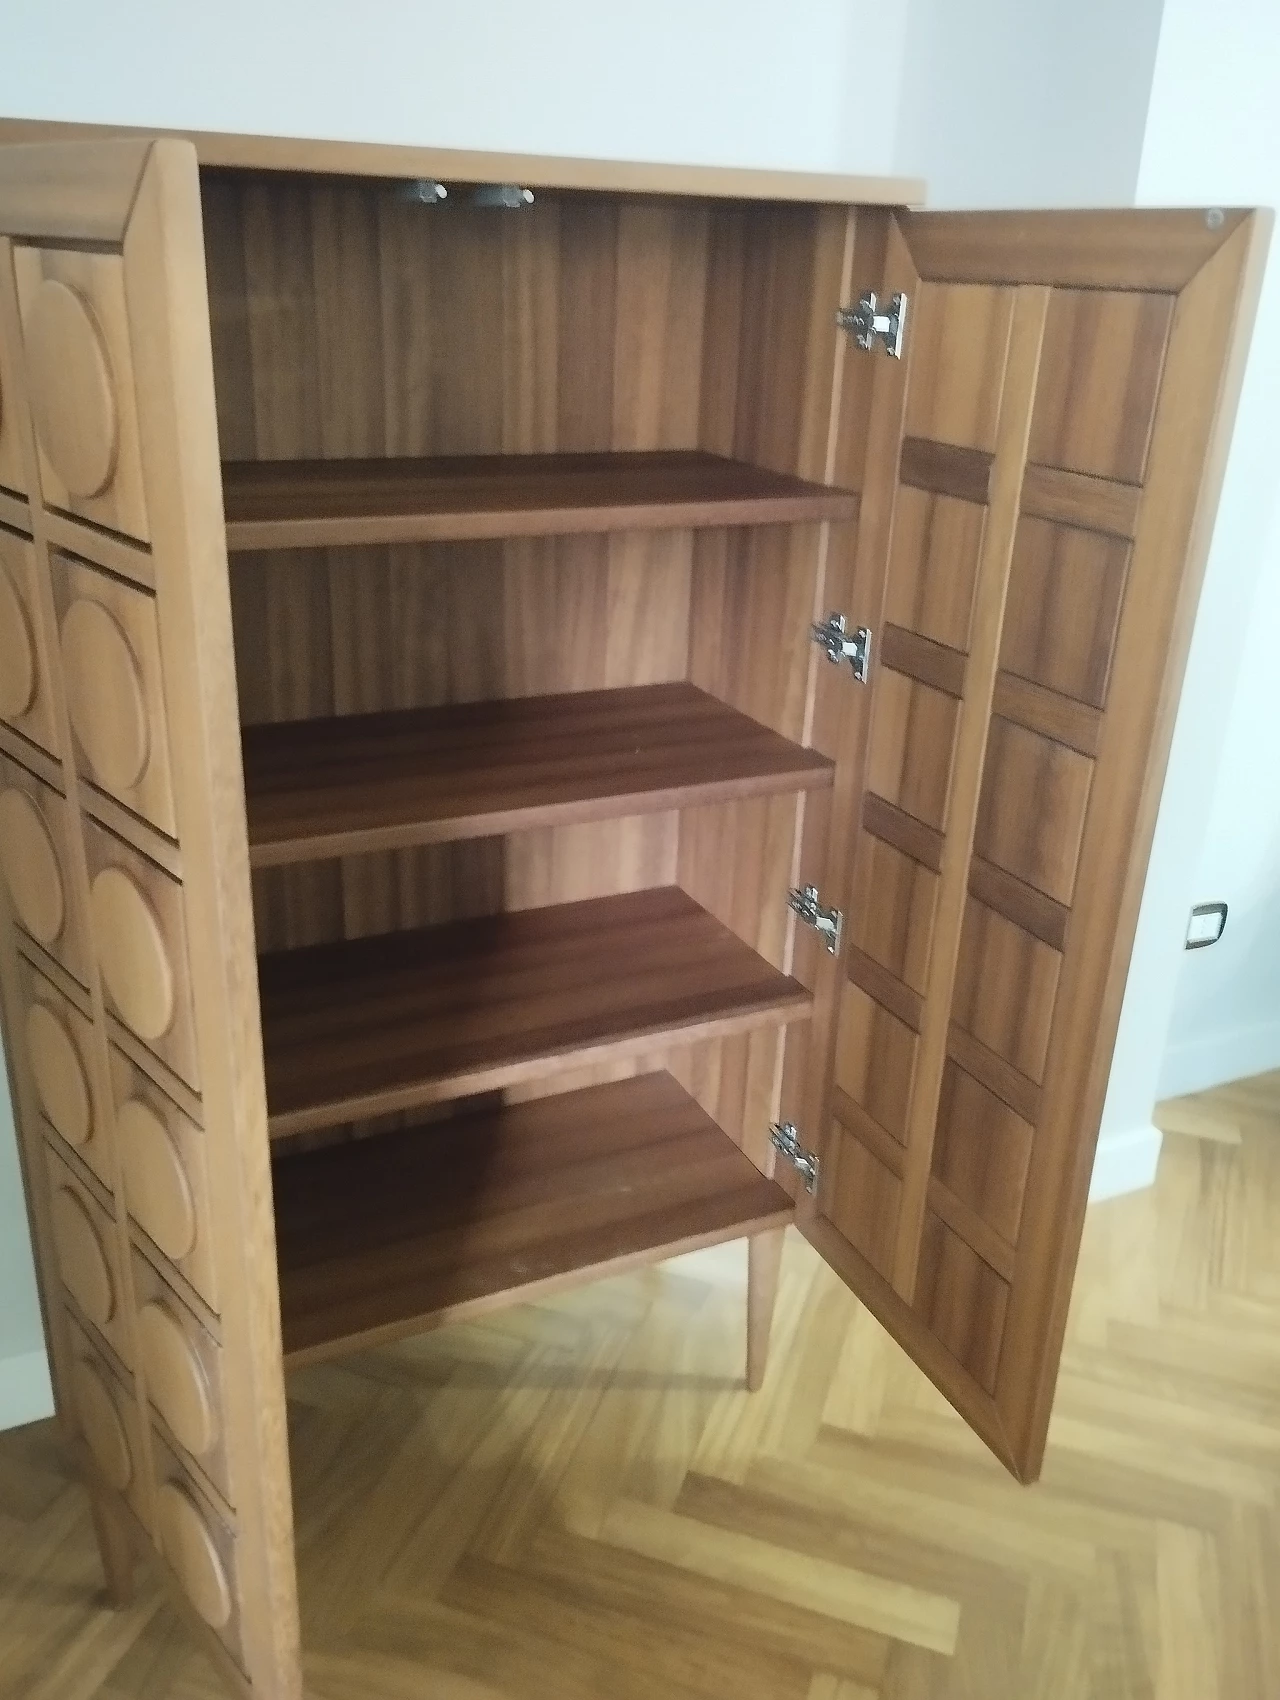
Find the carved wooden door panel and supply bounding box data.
[0,140,300,1696]
[790,207,1268,1482]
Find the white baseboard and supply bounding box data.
[1158,1016,1280,1101]
[0,1348,53,1432]
[1089,1122,1163,1203]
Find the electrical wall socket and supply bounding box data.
[1186,901,1228,949]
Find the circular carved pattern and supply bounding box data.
[50,1185,115,1326]
[89,867,174,1041]
[139,1301,216,1458]
[25,1002,92,1146]
[157,1481,232,1630]
[61,599,149,793]
[25,279,119,499]
[0,562,36,720]
[0,788,65,945]
[117,1097,196,1262]
[72,1356,132,1492]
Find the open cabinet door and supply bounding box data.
[0,143,300,1695]
[786,205,1269,1483]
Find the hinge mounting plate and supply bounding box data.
[812,612,871,683]
[770,1122,820,1194]
[837,289,908,358]
[788,884,843,955]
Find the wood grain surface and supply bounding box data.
[0,115,924,206]
[4,1073,1278,1698]
[274,1071,794,1364]
[259,887,811,1137]
[243,682,833,866]
[222,450,858,550]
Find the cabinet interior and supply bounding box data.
[201,167,862,1364]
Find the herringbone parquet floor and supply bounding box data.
[2,1069,1278,1699]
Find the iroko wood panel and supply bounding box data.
[0,138,302,1700]
[209,174,853,1166]
[242,681,833,866]
[799,204,1269,1483]
[258,886,811,1138]
[222,450,858,550]
[274,1070,794,1365]
[0,116,924,205]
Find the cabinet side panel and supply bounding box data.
[0,141,301,1698]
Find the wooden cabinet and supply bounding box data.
[0,126,1265,1699]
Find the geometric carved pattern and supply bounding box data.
[1028,288,1173,484]
[24,995,94,1147]
[116,1095,197,1262]
[972,717,1093,906]
[0,541,37,717]
[156,1479,233,1632]
[827,1125,901,1282]
[23,278,119,498]
[903,283,1014,452]
[0,528,60,757]
[833,980,918,1147]
[884,484,985,651]
[930,1057,1035,1246]
[111,1044,218,1308]
[847,829,938,997]
[1000,516,1130,708]
[913,1210,1009,1394]
[138,1296,219,1462]
[14,248,150,541]
[950,896,1061,1085]
[865,670,959,836]
[0,781,65,946]
[810,205,1224,1487]
[71,1351,135,1493]
[89,864,175,1042]
[54,551,178,836]
[84,822,201,1089]
[46,1152,121,1345]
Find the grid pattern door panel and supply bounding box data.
[799,206,1267,1482]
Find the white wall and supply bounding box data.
[0,0,907,174]
[0,1060,52,1428]
[894,0,1164,208]
[1138,0,1280,1100]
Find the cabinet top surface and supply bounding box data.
[0,115,926,206]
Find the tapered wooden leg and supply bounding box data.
[88,1487,136,1608]
[746,1226,786,1392]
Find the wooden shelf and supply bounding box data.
[273,1071,794,1366]
[243,682,834,867]
[258,886,809,1139]
[222,449,859,550]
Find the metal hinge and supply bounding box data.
[837,289,908,358]
[787,884,843,955]
[770,1122,820,1194]
[812,612,871,683]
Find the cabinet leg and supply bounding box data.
[88,1487,136,1608]
[746,1226,786,1393]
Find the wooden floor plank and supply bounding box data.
[1,1070,1279,1697]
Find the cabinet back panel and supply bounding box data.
[204,171,841,1164]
